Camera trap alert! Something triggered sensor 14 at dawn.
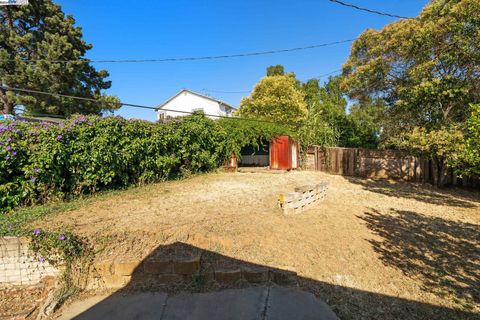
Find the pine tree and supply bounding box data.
[0,0,119,115]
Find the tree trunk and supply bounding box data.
[432,158,439,187]
[0,88,14,114]
[432,157,448,188]
[2,101,14,114]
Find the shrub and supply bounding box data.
[0,113,289,213]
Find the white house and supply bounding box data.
[156,89,236,121]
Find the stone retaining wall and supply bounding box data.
[91,252,298,290]
[0,237,58,286]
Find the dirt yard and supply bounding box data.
[35,171,479,319]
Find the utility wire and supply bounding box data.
[0,86,296,126]
[0,39,355,64]
[328,0,412,19]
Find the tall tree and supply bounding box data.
[238,70,307,124]
[343,0,480,134]
[266,64,285,76]
[300,78,344,147]
[342,0,480,185]
[0,0,119,115]
[301,76,383,148]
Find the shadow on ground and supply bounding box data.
[346,176,480,208]
[361,208,480,309]
[62,241,479,320]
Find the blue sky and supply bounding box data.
[57,0,429,121]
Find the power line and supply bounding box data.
[0,86,295,126]
[0,39,355,64]
[328,0,413,19]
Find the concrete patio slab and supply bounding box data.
[55,286,338,320]
[162,287,268,320]
[56,292,167,320]
[266,287,338,320]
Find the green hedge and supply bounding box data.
[0,113,290,213]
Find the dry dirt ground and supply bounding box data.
[35,171,479,319]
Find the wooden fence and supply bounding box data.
[306,146,480,188]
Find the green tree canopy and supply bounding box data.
[266,64,285,76]
[0,0,119,116]
[342,0,480,184]
[237,70,307,124]
[342,0,480,137]
[454,104,480,177]
[301,76,383,148]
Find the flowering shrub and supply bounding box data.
[30,228,86,265]
[0,113,231,213]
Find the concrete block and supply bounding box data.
[158,274,184,285]
[113,260,142,276]
[215,269,242,284]
[173,256,200,275]
[102,274,132,288]
[94,261,113,276]
[242,267,269,283]
[270,269,297,286]
[144,258,173,274]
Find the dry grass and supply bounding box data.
[35,171,480,319]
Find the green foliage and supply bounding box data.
[400,126,464,186]
[401,126,464,163]
[218,118,291,159]
[0,113,288,213]
[30,229,86,265]
[300,77,344,147]
[300,76,382,149]
[0,0,119,115]
[342,0,480,137]
[266,65,285,76]
[238,73,307,124]
[341,102,384,149]
[341,0,480,182]
[454,104,480,177]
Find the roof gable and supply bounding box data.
[157,89,237,110]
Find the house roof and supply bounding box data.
[156,89,237,111]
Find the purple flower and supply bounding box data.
[88,122,93,126]
[4,155,9,160]
[57,134,63,141]
[34,168,40,173]
[67,128,71,133]
[33,228,41,235]
[5,146,11,151]
[58,235,65,241]
[39,256,45,263]
[30,176,37,183]
[10,150,16,156]
[6,137,11,142]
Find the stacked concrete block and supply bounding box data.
[278,182,328,214]
[0,237,58,286]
